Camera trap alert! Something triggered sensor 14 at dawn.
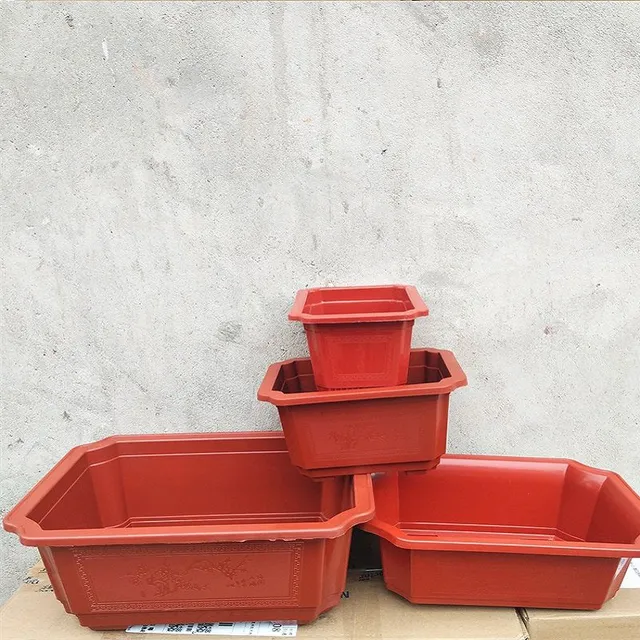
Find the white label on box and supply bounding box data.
[126,622,297,636]
[615,557,630,579]
[621,558,640,588]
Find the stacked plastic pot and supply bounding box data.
[5,284,640,632]
[258,285,467,477]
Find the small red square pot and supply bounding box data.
[360,455,640,610]
[3,433,374,629]
[289,285,428,390]
[258,348,466,478]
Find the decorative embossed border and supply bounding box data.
[72,542,304,612]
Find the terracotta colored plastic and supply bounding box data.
[258,348,466,478]
[3,433,374,630]
[360,455,640,610]
[289,285,428,389]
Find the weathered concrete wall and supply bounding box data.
[2,1,639,603]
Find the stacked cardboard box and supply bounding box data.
[523,558,640,640]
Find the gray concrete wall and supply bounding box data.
[2,1,639,604]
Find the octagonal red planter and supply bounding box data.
[289,285,428,390]
[3,433,374,630]
[360,455,640,610]
[258,348,466,478]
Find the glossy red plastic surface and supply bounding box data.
[3,433,374,629]
[289,285,428,389]
[361,455,640,610]
[258,349,466,478]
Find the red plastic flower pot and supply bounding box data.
[3,433,374,630]
[360,455,640,610]
[258,348,466,478]
[288,285,428,390]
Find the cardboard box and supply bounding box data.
[522,559,640,640]
[0,564,527,640]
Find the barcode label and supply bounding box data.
[615,557,630,579]
[621,558,640,588]
[126,621,297,636]
[356,570,383,581]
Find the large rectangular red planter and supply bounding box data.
[3,433,374,630]
[258,348,466,478]
[360,455,640,610]
[289,285,428,389]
